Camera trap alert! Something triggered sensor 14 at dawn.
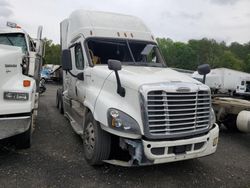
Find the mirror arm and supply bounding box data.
[66,70,77,78]
[202,74,206,84]
[114,70,125,97]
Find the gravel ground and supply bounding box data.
[0,84,250,188]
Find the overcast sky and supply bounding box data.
[0,0,250,44]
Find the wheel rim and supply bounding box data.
[84,122,95,157]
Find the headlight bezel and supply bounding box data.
[107,108,141,135]
[3,92,29,101]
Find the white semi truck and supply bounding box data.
[57,10,219,166]
[0,22,44,148]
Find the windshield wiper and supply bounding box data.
[5,36,14,46]
[124,62,164,67]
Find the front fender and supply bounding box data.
[94,78,144,136]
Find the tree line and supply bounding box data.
[43,38,61,66]
[44,37,250,72]
[157,38,250,72]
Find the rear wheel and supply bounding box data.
[58,97,64,114]
[57,89,64,114]
[83,112,111,165]
[56,91,59,108]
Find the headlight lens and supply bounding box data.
[210,108,216,127]
[108,108,141,135]
[4,92,29,101]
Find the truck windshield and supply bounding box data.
[87,38,166,67]
[0,33,27,53]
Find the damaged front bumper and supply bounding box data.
[0,114,31,140]
[104,124,219,167]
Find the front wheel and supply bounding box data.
[15,115,33,149]
[83,113,111,165]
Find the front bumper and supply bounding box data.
[0,115,31,140]
[105,124,219,166]
[143,124,219,164]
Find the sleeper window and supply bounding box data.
[75,43,84,70]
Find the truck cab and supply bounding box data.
[0,22,44,148]
[236,79,250,96]
[58,10,219,166]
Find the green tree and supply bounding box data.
[220,50,244,70]
[44,38,61,65]
[157,38,197,70]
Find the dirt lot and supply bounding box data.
[0,84,250,188]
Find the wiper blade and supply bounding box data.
[5,36,14,46]
[133,62,164,67]
[122,62,136,66]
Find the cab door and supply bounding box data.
[68,39,86,102]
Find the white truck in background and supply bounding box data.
[192,68,250,95]
[57,10,219,166]
[0,22,44,148]
[236,78,250,96]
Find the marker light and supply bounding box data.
[23,80,31,87]
[213,137,218,146]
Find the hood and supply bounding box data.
[106,66,201,90]
[0,44,23,86]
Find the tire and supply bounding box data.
[83,112,111,165]
[15,117,33,149]
[56,91,59,108]
[58,97,64,114]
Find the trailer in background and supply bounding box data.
[193,68,250,95]
[236,77,250,96]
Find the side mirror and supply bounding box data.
[61,49,72,71]
[108,59,122,71]
[198,64,210,75]
[77,72,84,81]
[197,64,210,84]
[107,59,125,97]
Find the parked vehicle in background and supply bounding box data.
[236,78,250,96]
[0,22,44,148]
[41,64,62,83]
[192,68,250,95]
[41,67,51,81]
[57,10,219,166]
[50,65,62,82]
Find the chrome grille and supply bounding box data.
[146,90,211,136]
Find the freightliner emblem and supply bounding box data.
[176,87,191,92]
[5,64,17,68]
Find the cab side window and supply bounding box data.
[75,43,84,70]
[28,36,36,52]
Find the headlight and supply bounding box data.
[107,108,141,135]
[210,108,216,128]
[4,92,29,101]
